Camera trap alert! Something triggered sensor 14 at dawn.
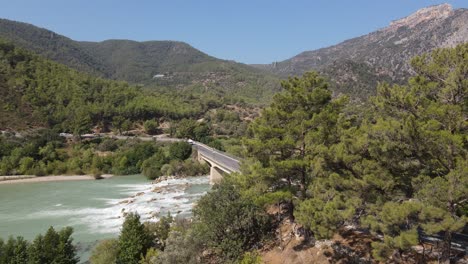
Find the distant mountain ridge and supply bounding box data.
[0,4,466,101]
[0,18,106,75]
[0,19,280,103]
[78,39,218,82]
[254,4,468,98]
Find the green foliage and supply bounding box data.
[117,213,153,264]
[55,227,79,264]
[240,44,468,260]
[113,142,159,175]
[160,159,209,177]
[0,40,212,131]
[414,160,468,217]
[295,197,346,239]
[242,71,351,238]
[171,119,211,141]
[193,181,271,262]
[207,139,225,151]
[238,251,262,264]
[139,248,160,264]
[144,120,159,135]
[0,19,282,105]
[168,142,192,161]
[363,44,468,259]
[244,71,343,198]
[96,138,119,152]
[0,226,78,264]
[0,236,27,264]
[89,239,119,264]
[171,119,196,139]
[144,214,173,250]
[141,149,168,180]
[11,236,28,264]
[0,132,209,179]
[156,230,203,264]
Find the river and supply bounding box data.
[0,175,210,262]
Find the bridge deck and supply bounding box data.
[195,143,240,172]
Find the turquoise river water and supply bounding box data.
[0,175,210,262]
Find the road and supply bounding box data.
[193,142,241,172]
[111,135,184,142]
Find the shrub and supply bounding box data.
[89,239,119,264]
[144,120,159,135]
[97,139,118,152]
[32,161,47,176]
[18,157,34,174]
[239,251,262,264]
[156,230,202,264]
[168,142,192,161]
[207,139,224,151]
[139,248,160,264]
[141,150,168,180]
[193,182,271,261]
[144,214,173,250]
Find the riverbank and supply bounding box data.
[0,174,114,184]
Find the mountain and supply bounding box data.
[255,4,468,98]
[1,4,466,102]
[0,40,217,130]
[0,19,280,104]
[0,18,106,75]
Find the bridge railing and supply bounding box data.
[193,142,241,172]
[193,141,241,162]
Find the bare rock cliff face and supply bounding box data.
[387,4,453,30]
[255,4,468,99]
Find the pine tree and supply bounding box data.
[364,43,468,261]
[0,238,4,264]
[28,234,46,264]
[116,213,152,264]
[42,227,60,262]
[55,227,79,264]
[244,72,343,200]
[11,237,28,264]
[1,237,16,263]
[243,71,354,236]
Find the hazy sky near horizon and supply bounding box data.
[0,0,466,64]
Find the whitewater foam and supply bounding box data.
[24,176,210,236]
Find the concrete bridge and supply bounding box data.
[192,141,241,184]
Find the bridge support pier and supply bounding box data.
[210,166,224,185]
[197,152,206,164]
[197,148,236,184]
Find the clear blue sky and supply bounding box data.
[0,0,466,64]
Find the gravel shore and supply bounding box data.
[0,174,114,184]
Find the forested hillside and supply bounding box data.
[0,19,280,104]
[0,40,216,131]
[0,18,105,75]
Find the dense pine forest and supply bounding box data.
[0,40,227,131]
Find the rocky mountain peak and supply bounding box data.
[253,3,467,99]
[387,3,453,31]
